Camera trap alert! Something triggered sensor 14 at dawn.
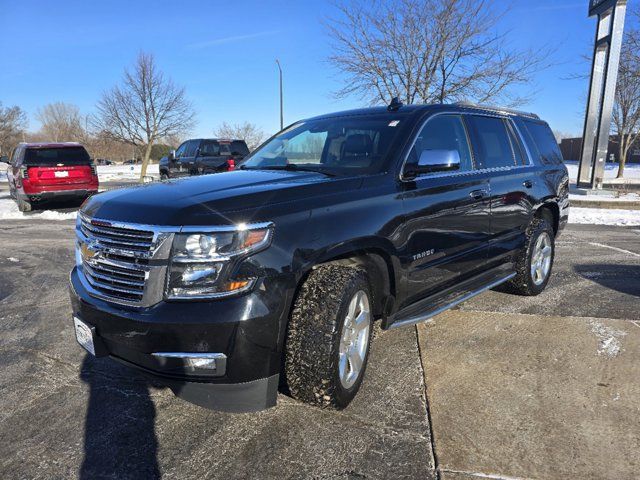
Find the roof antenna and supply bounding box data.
[387,97,403,112]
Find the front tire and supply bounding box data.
[160,172,169,180]
[285,264,373,409]
[505,217,555,296]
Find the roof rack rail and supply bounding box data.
[453,102,540,120]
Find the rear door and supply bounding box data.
[465,115,534,264]
[400,114,491,306]
[195,140,225,174]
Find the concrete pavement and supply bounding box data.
[418,310,639,480]
[0,218,638,479]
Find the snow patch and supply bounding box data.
[589,321,627,358]
[0,198,77,221]
[564,160,640,181]
[97,164,159,182]
[569,207,640,226]
[6,257,19,262]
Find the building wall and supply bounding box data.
[560,136,640,163]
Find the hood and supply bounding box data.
[82,170,361,226]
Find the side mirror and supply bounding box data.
[0,155,9,164]
[168,150,176,161]
[406,149,460,178]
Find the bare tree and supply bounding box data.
[0,102,27,155]
[213,121,266,151]
[36,102,87,142]
[95,52,195,180]
[612,8,640,179]
[327,0,549,107]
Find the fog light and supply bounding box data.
[185,357,218,369]
[150,352,227,375]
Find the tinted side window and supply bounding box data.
[466,116,516,169]
[407,115,473,173]
[199,140,220,156]
[230,140,249,156]
[175,142,188,158]
[184,140,198,157]
[523,120,563,165]
[11,147,21,166]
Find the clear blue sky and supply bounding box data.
[0,0,635,138]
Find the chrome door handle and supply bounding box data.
[469,189,488,200]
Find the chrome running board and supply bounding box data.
[387,272,516,330]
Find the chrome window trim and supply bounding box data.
[398,111,535,183]
[507,118,535,167]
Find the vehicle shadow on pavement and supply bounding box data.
[574,264,640,297]
[79,355,161,479]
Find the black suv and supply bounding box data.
[70,102,569,412]
[159,138,250,179]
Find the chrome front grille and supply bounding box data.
[80,216,154,253]
[76,214,173,306]
[82,257,148,303]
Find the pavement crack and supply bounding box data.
[415,325,440,480]
[439,468,531,480]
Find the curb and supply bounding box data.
[571,199,640,210]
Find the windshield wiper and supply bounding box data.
[241,164,336,177]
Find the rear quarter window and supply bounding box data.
[521,120,564,166]
[230,141,249,156]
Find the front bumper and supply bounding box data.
[69,267,293,412]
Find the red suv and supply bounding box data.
[2,143,98,212]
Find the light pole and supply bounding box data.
[275,59,283,130]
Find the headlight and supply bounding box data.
[166,223,273,299]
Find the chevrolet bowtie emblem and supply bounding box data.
[80,242,99,261]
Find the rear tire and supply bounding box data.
[504,217,554,296]
[17,197,32,212]
[285,264,373,409]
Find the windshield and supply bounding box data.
[242,115,404,175]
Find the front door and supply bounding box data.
[399,114,491,307]
[171,141,189,177]
[179,140,198,175]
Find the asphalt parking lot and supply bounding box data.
[0,205,638,479]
